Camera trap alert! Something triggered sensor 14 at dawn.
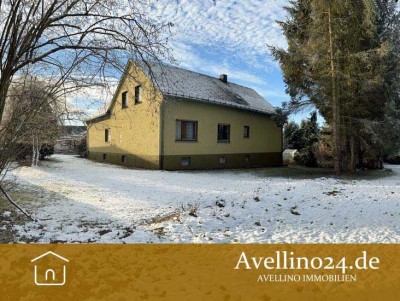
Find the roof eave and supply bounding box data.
[85,112,111,124]
[163,93,275,116]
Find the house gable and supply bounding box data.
[86,61,163,169]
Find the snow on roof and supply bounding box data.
[86,62,277,124]
[142,63,276,115]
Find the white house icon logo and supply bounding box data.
[31,251,69,286]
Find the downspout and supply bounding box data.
[280,125,284,166]
[85,121,90,158]
[159,97,165,170]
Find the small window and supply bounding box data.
[105,129,110,143]
[135,85,142,104]
[103,154,107,160]
[217,124,230,142]
[219,156,226,164]
[176,120,198,141]
[181,157,190,166]
[122,91,128,109]
[121,155,126,163]
[243,126,250,138]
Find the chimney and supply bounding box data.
[219,74,228,83]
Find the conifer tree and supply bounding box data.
[271,0,393,173]
[375,0,400,158]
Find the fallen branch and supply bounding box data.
[0,185,36,221]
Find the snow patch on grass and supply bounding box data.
[2,211,11,218]
[7,155,400,243]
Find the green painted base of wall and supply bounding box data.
[162,152,282,170]
[88,152,282,171]
[88,152,160,169]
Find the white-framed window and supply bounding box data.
[176,120,198,141]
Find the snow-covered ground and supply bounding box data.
[5,155,400,243]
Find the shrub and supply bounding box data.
[39,144,54,160]
[76,139,87,158]
[15,143,54,162]
[294,147,318,167]
[316,143,334,168]
[385,155,400,164]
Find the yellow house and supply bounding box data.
[86,61,282,170]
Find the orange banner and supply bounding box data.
[0,244,398,300]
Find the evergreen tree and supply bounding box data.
[375,0,400,158]
[271,0,391,173]
[284,122,303,149]
[300,111,320,148]
[285,112,320,167]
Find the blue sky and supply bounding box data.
[152,0,290,107]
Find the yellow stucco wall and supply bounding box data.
[162,99,282,156]
[87,63,162,168]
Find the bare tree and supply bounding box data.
[0,0,172,176]
[1,76,57,168]
[5,77,60,166]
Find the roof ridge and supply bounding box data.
[153,63,258,92]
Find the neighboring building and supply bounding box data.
[54,123,86,154]
[86,61,282,170]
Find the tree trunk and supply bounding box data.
[31,134,36,167]
[31,133,40,167]
[358,142,363,168]
[328,7,341,175]
[0,71,12,124]
[350,132,356,172]
[35,136,40,166]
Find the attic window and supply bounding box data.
[135,85,142,104]
[105,129,110,143]
[122,91,128,109]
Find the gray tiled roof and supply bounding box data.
[143,63,276,115]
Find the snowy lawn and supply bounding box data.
[2,155,400,243]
